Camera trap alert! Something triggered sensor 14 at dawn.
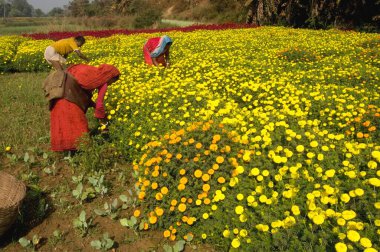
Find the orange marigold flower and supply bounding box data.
[368,126,376,132]
[149,216,157,224]
[151,182,158,189]
[133,209,141,217]
[178,203,187,212]
[362,121,370,127]
[203,184,211,192]
[217,177,226,183]
[178,183,186,191]
[202,174,210,182]
[163,230,171,238]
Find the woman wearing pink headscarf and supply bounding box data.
[143,35,173,67]
[49,64,120,151]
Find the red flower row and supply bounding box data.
[23,23,258,40]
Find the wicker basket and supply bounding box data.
[0,171,26,236]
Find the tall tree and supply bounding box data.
[245,0,380,28]
[9,0,33,17]
[68,0,90,17]
[48,7,64,17]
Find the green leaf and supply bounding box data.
[23,152,29,163]
[119,194,129,202]
[79,210,86,222]
[18,237,31,248]
[90,240,102,249]
[173,240,186,252]
[130,216,137,225]
[32,235,40,245]
[163,244,173,252]
[120,218,129,227]
[94,209,106,216]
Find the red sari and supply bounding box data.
[50,64,120,151]
[143,37,166,65]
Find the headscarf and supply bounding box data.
[67,64,120,90]
[150,35,173,58]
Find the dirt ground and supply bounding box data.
[0,156,216,252]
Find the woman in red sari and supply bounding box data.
[143,35,173,67]
[50,64,120,152]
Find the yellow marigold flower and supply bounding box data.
[364,248,377,252]
[325,169,335,178]
[179,177,188,184]
[178,203,186,212]
[337,218,346,226]
[223,229,230,238]
[367,160,377,169]
[335,242,347,252]
[5,146,11,152]
[231,238,240,248]
[296,145,304,152]
[371,150,380,161]
[342,210,356,220]
[239,229,248,237]
[354,188,364,196]
[236,193,244,201]
[250,168,260,176]
[155,193,163,201]
[259,195,267,203]
[216,156,224,164]
[310,141,318,148]
[201,233,207,239]
[338,233,346,240]
[340,193,350,203]
[239,214,247,222]
[375,202,380,209]
[347,230,360,242]
[235,205,244,215]
[368,178,380,187]
[247,195,255,203]
[194,169,202,178]
[160,187,169,195]
[360,237,372,248]
[202,213,209,219]
[155,207,164,216]
[236,166,245,174]
[312,215,325,225]
[291,205,300,216]
[195,143,202,149]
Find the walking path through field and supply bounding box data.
[161,19,204,27]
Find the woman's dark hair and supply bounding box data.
[74,36,86,45]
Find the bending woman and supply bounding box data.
[49,64,120,152]
[143,35,173,67]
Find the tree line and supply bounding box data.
[2,0,379,30]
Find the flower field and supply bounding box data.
[1,26,380,251]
